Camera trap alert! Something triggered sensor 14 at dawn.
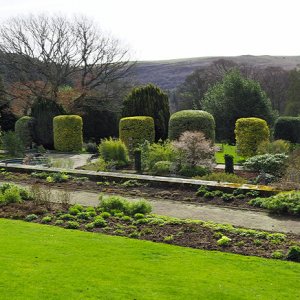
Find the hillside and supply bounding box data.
[132,55,300,90]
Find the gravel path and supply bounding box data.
[6,181,299,234]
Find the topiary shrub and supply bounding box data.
[235,117,270,157]
[53,115,83,152]
[119,116,155,152]
[168,110,215,142]
[15,116,35,148]
[274,117,300,144]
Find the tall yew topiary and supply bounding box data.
[235,117,270,157]
[168,110,215,142]
[31,98,65,148]
[122,84,170,141]
[119,116,155,152]
[15,116,35,148]
[53,115,83,152]
[274,116,300,144]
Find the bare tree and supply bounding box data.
[0,14,133,105]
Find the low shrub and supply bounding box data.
[41,216,52,223]
[98,138,129,168]
[286,246,300,262]
[243,153,288,177]
[85,222,95,230]
[249,191,300,215]
[0,186,22,204]
[66,221,80,229]
[179,165,210,178]
[257,140,290,155]
[25,214,38,222]
[271,250,284,259]
[151,161,172,176]
[100,212,111,219]
[221,194,234,202]
[217,236,231,246]
[128,200,152,216]
[84,142,98,153]
[60,214,76,221]
[93,217,107,228]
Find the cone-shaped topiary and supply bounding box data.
[53,115,83,152]
[15,116,35,148]
[119,116,155,152]
[235,117,270,157]
[168,110,215,142]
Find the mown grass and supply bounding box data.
[215,144,245,164]
[0,219,299,299]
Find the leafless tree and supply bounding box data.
[0,14,133,104]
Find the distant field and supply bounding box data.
[215,144,245,164]
[0,219,299,299]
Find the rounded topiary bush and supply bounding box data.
[119,116,155,151]
[274,116,300,144]
[168,110,215,141]
[53,115,83,152]
[15,116,35,148]
[235,117,270,157]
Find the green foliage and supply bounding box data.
[134,149,142,173]
[25,214,38,222]
[151,161,172,176]
[84,142,98,153]
[271,251,284,259]
[1,130,25,156]
[141,140,177,171]
[129,200,152,216]
[274,116,300,144]
[15,116,35,148]
[202,70,275,143]
[235,117,270,157]
[217,236,231,246]
[41,216,52,223]
[179,165,210,177]
[66,221,80,229]
[98,138,129,167]
[31,97,66,148]
[224,154,234,174]
[0,184,23,205]
[168,110,215,141]
[196,172,247,184]
[284,69,300,116]
[122,84,170,140]
[243,153,288,176]
[99,212,111,219]
[93,217,107,228]
[53,115,83,152]
[60,214,76,221]
[249,191,300,215]
[119,116,155,152]
[257,140,291,155]
[286,246,300,262]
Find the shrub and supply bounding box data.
[286,246,300,262]
[257,140,290,155]
[168,110,215,141]
[41,216,52,223]
[129,200,152,216]
[53,115,83,152]
[271,250,284,259]
[99,212,111,219]
[217,236,231,246]
[93,217,107,228]
[119,116,155,152]
[243,153,288,176]
[179,165,210,177]
[224,154,234,174]
[151,161,172,176]
[60,214,76,221]
[195,172,247,184]
[84,142,98,153]
[25,214,38,222]
[249,191,300,215]
[99,196,130,214]
[66,221,80,229]
[274,116,300,144]
[15,116,35,148]
[98,138,129,167]
[2,186,22,204]
[172,131,216,168]
[122,84,170,140]
[235,117,270,157]
[85,222,95,230]
[1,131,25,156]
[134,149,142,173]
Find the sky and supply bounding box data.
[0,0,299,61]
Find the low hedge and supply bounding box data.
[119,116,155,151]
[168,110,215,141]
[53,115,83,152]
[15,116,35,148]
[274,116,300,144]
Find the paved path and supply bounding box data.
[5,181,300,234]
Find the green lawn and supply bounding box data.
[0,219,299,300]
[215,144,245,164]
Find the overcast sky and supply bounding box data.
[0,0,299,61]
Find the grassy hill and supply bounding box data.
[132,55,300,90]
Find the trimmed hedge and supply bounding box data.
[53,115,83,152]
[168,110,215,141]
[274,117,300,144]
[119,116,155,151]
[15,116,35,148]
[235,117,270,157]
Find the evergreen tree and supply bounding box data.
[122,84,170,140]
[284,69,300,116]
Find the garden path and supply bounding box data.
[4,181,300,234]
